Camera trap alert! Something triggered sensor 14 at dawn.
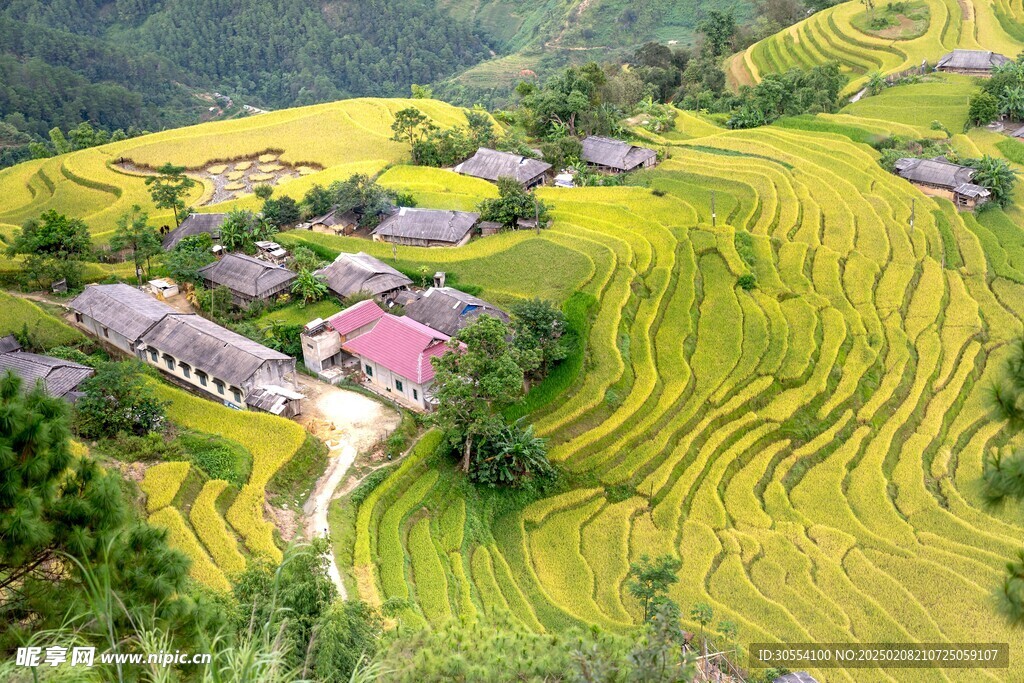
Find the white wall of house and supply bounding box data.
[356,356,429,409]
[139,346,248,409]
[73,312,135,355]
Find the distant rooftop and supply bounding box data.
[453,148,551,184]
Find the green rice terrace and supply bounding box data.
[729,0,1024,93]
[3,85,1024,680]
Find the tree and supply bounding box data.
[690,602,714,661]
[627,601,694,683]
[218,209,278,253]
[430,315,532,473]
[511,298,569,378]
[7,210,91,289]
[410,83,433,99]
[290,246,326,273]
[145,162,196,228]
[165,233,216,284]
[74,361,169,439]
[110,205,161,286]
[478,177,550,230]
[302,184,334,218]
[253,183,274,200]
[329,174,399,227]
[391,107,436,163]
[263,195,301,228]
[233,539,337,671]
[292,269,329,306]
[697,10,737,57]
[314,600,383,681]
[968,91,1000,127]
[1001,85,1024,120]
[626,554,682,622]
[0,372,198,653]
[471,421,554,488]
[965,155,1017,206]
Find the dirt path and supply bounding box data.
[296,376,401,598]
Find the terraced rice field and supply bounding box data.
[349,125,1024,680]
[0,98,476,239]
[729,0,1024,93]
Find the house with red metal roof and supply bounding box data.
[342,314,452,409]
[300,299,387,377]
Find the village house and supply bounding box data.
[371,207,478,247]
[139,313,300,415]
[453,148,552,189]
[197,253,297,307]
[314,251,413,302]
[0,335,94,401]
[162,212,228,250]
[300,299,387,378]
[342,314,452,410]
[69,284,302,415]
[403,287,509,338]
[893,157,991,209]
[935,49,1010,76]
[580,136,658,173]
[306,207,359,235]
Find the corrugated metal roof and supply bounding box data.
[580,136,657,171]
[342,314,451,384]
[372,208,479,244]
[453,148,551,184]
[310,208,358,227]
[894,157,977,190]
[70,284,178,342]
[141,314,290,386]
[197,253,297,298]
[327,299,387,336]
[937,49,1010,71]
[315,252,412,298]
[404,287,508,337]
[0,351,94,399]
[162,213,228,249]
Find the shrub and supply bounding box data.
[737,273,757,290]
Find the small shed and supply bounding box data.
[372,208,478,247]
[197,253,298,306]
[309,208,359,235]
[479,220,502,236]
[580,136,657,173]
[936,49,1010,76]
[255,240,289,265]
[148,279,179,299]
[453,148,552,189]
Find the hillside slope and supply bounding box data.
[728,0,1024,93]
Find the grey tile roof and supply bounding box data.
[937,49,1010,71]
[894,157,979,191]
[70,284,178,342]
[580,136,657,171]
[453,148,551,184]
[372,208,478,245]
[197,253,297,298]
[141,314,290,386]
[0,351,94,399]
[403,287,508,337]
[315,251,413,298]
[163,213,228,249]
[0,334,21,354]
[310,208,358,227]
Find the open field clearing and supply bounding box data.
[728,0,1024,93]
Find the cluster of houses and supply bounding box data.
[68,284,303,416]
[302,251,508,410]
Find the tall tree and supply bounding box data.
[430,316,533,473]
[390,107,435,163]
[165,233,216,284]
[477,177,549,231]
[218,209,278,253]
[74,361,169,439]
[110,205,161,286]
[627,554,682,622]
[966,155,1018,206]
[512,298,569,378]
[145,162,195,228]
[6,210,91,289]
